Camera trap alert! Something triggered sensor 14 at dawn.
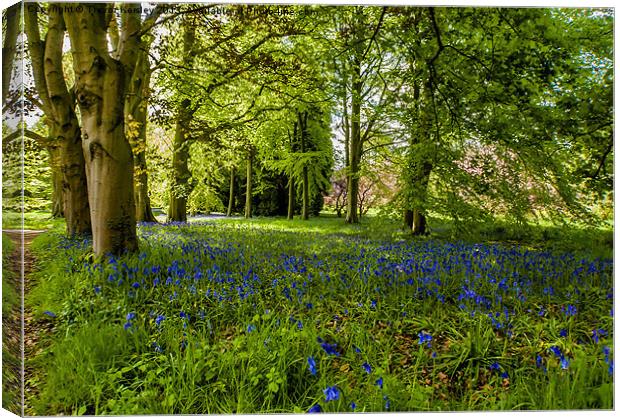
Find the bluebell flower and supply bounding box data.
[562,304,577,317]
[375,377,383,389]
[247,324,256,333]
[550,346,562,358]
[124,322,132,330]
[350,402,357,411]
[384,395,390,410]
[155,315,165,326]
[490,362,501,371]
[560,357,569,370]
[307,404,322,413]
[418,331,432,348]
[354,346,361,353]
[43,310,56,318]
[362,362,372,374]
[307,356,317,376]
[320,342,339,356]
[559,329,567,337]
[501,371,509,379]
[432,351,437,358]
[131,282,140,289]
[94,285,101,294]
[126,312,136,321]
[323,385,340,401]
[371,300,377,309]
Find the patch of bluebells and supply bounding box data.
[48,221,614,409]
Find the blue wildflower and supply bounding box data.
[549,346,563,358]
[384,395,390,410]
[490,362,501,371]
[350,402,357,411]
[323,385,340,401]
[559,329,567,337]
[362,362,372,374]
[560,357,569,370]
[126,312,136,321]
[307,356,317,376]
[94,285,101,294]
[123,322,132,330]
[246,324,256,333]
[307,404,322,413]
[536,355,543,368]
[131,282,140,289]
[418,331,432,348]
[375,377,383,389]
[155,315,165,326]
[43,310,56,318]
[320,342,339,356]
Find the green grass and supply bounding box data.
[2,210,65,230]
[2,233,21,414]
[26,216,614,414]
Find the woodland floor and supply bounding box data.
[2,229,48,415]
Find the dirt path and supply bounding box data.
[2,229,46,415]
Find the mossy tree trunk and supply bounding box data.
[2,4,20,105]
[64,4,137,255]
[298,112,310,220]
[245,148,254,219]
[227,166,235,217]
[167,21,197,222]
[25,6,91,236]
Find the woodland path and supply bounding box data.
[3,229,48,415]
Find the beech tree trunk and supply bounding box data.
[126,52,157,223]
[64,5,137,255]
[2,4,20,106]
[245,150,253,219]
[168,98,193,222]
[26,5,90,236]
[404,209,413,230]
[345,37,362,224]
[298,112,310,221]
[168,22,196,222]
[405,79,433,236]
[287,177,295,220]
[48,146,64,218]
[45,9,91,236]
[227,166,235,217]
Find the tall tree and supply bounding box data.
[63,4,139,254]
[2,3,20,106]
[167,18,197,222]
[24,5,91,236]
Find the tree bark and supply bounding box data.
[64,4,137,255]
[44,8,91,236]
[167,21,196,222]
[345,25,363,224]
[298,112,310,220]
[168,101,192,222]
[287,176,295,220]
[48,146,64,218]
[126,51,157,223]
[406,80,433,236]
[2,3,20,106]
[227,166,235,217]
[404,209,413,230]
[245,149,253,219]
